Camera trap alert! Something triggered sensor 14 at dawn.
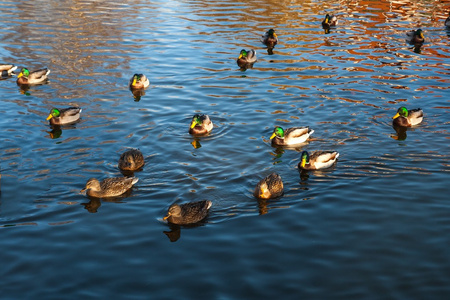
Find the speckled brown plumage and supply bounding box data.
[254,172,284,199]
[118,149,145,171]
[164,200,212,225]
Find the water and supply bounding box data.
[1,0,450,298]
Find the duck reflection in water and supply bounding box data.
[163,219,210,243]
[191,138,202,149]
[391,124,408,141]
[130,88,146,101]
[256,197,283,216]
[270,147,285,163]
[81,193,130,214]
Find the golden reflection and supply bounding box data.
[191,138,202,149]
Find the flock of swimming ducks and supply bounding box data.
[1,11,442,225]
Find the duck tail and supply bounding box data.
[206,200,213,210]
[131,178,139,185]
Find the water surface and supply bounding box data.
[1,0,450,299]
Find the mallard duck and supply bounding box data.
[0,64,17,77]
[298,151,339,170]
[261,29,278,47]
[189,114,213,135]
[129,73,150,90]
[81,177,139,198]
[46,107,82,125]
[163,200,212,225]
[237,49,257,66]
[446,12,450,27]
[270,126,314,146]
[322,14,338,28]
[118,149,145,171]
[16,68,50,85]
[392,107,423,127]
[254,172,284,199]
[406,29,424,44]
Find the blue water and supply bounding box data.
[1,0,450,299]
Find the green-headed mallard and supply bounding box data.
[446,12,450,27]
[406,29,424,44]
[392,107,423,127]
[322,14,338,28]
[46,107,82,125]
[81,177,139,198]
[16,68,50,85]
[237,49,257,66]
[254,172,284,199]
[270,126,314,146]
[129,73,150,90]
[118,149,145,172]
[298,150,339,170]
[189,114,213,135]
[261,29,278,48]
[163,200,212,225]
[0,64,17,77]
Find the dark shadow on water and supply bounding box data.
[46,122,80,139]
[299,169,310,182]
[411,44,423,54]
[256,197,283,216]
[80,190,132,213]
[130,87,146,102]
[298,164,338,182]
[391,124,408,141]
[237,61,255,71]
[163,218,210,243]
[47,126,63,139]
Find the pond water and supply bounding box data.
[1,0,450,298]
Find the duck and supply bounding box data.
[0,64,17,77]
[406,29,424,44]
[81,177,139,198]
[118,149,145,172]
[270,126,314,146]
[298,151,339,170]
[163,200,212,225]
[254,172,284,199]
[16,68,50,85]
[189,114,213,135]
[237,49,257,67]
[446,12,450,27]
[129,73,150,90]
[261,29,278,48]
[322,14,338,28]
[46,107,82,125]
[392,107,423,127]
